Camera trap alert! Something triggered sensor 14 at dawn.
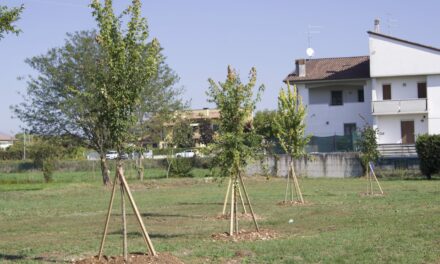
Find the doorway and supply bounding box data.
[401,120,415,144]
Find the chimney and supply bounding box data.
[295,59,306,77]
[374,19,380,33]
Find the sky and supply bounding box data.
[1,0,440,135]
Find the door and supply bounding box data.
[401,121,415,144]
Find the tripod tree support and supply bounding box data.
[98,166,157,259]
[368,161,384,195]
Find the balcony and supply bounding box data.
[372,99,427,115]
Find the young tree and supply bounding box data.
[207,65,264,236]
[89,0,160,259]
[274,84,311,204]
[358,125,383,195]
[0,4,24,40]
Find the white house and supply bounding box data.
[0,133,15,150]
[285,21,440,153]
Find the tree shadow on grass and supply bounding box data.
[141,212,203,219]
[177,202,223,206]
[0,253,62,263]
[108,231,185,239]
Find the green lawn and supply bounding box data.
[0,170,439,263]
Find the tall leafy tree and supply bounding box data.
[207,65,264,236]
[0,4,24,40]
[14,31,116,185]
[274,83,311,203]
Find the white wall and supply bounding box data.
[372,76,426,100]
[369,34,440,77]
[300,81,372,137]
[376,114,428,144]
[427,75,440,134]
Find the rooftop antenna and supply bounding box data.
[307,25,321,58]
[386,13,398,35]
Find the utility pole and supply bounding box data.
[23,131,26,160]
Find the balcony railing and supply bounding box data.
[372,99,427,115]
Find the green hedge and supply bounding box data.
[415,134,440,179]
[0,157,214,173]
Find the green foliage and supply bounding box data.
[32,140,61,182]
[254,110,278,143]
[357,125,380,166]
[164,157,195,177]
[207,66,264,178]
[172,118,194,148]
[415,134,440,179]
[198,118,215,146]
[0,4,24,40]
[90,0,160,152]
[274,83,311,159]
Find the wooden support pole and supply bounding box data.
[98,172,119,260]
[290,168,294,202]
[120,177,128,261]
[284,169,290,203]
[291,162,304,203]
[234,180,238,234]
[229,178,235,236]
[118,168,157,256]
[222,178,232,215]
[238,172,260,232]
[237,183,247,214]
[369,162,384,195]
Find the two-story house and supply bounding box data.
[285,22,440,153]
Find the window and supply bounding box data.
[331,91,343,105]
[344,123,357,136]
[358,89,364,102]
[418,82,427,99]
[383,84,391,100]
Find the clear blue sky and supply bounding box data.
[1,0,440,135]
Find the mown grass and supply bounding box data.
[0,170,439,263]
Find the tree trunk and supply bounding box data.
[137,154,144,181]
[100,156,111,186]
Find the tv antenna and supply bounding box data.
[307,25,321,58]
[386,13,398,34]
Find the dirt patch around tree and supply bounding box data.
[211,229,278,242]
[73,253,183,264]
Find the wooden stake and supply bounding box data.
[98,172,119,260]
[234,181,238,234]
[238,172,260,232]
[290,167,295,202]
[237,183,247,214]
[120,176,128,261]
[222,178,232,215]
[284,169,290,203]
[369,162,384,195]
[291,162,304,203]
[118,168,157,256]
[229,178,235,236]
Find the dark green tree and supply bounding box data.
[0,4,24,40]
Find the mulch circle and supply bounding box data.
[211,229,278,242]
[73,253,183,264]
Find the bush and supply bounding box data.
[415,134,440,179]
[162,157,195,177]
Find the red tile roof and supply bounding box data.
[284,56,370,83]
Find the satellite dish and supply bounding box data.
[306,47,315,57]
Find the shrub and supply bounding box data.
[415,134,440,179]
[162,157,194,177]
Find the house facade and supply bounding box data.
[285,25,440,151]
[0,133,15,150]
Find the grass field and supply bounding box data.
[0,169,439,263]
